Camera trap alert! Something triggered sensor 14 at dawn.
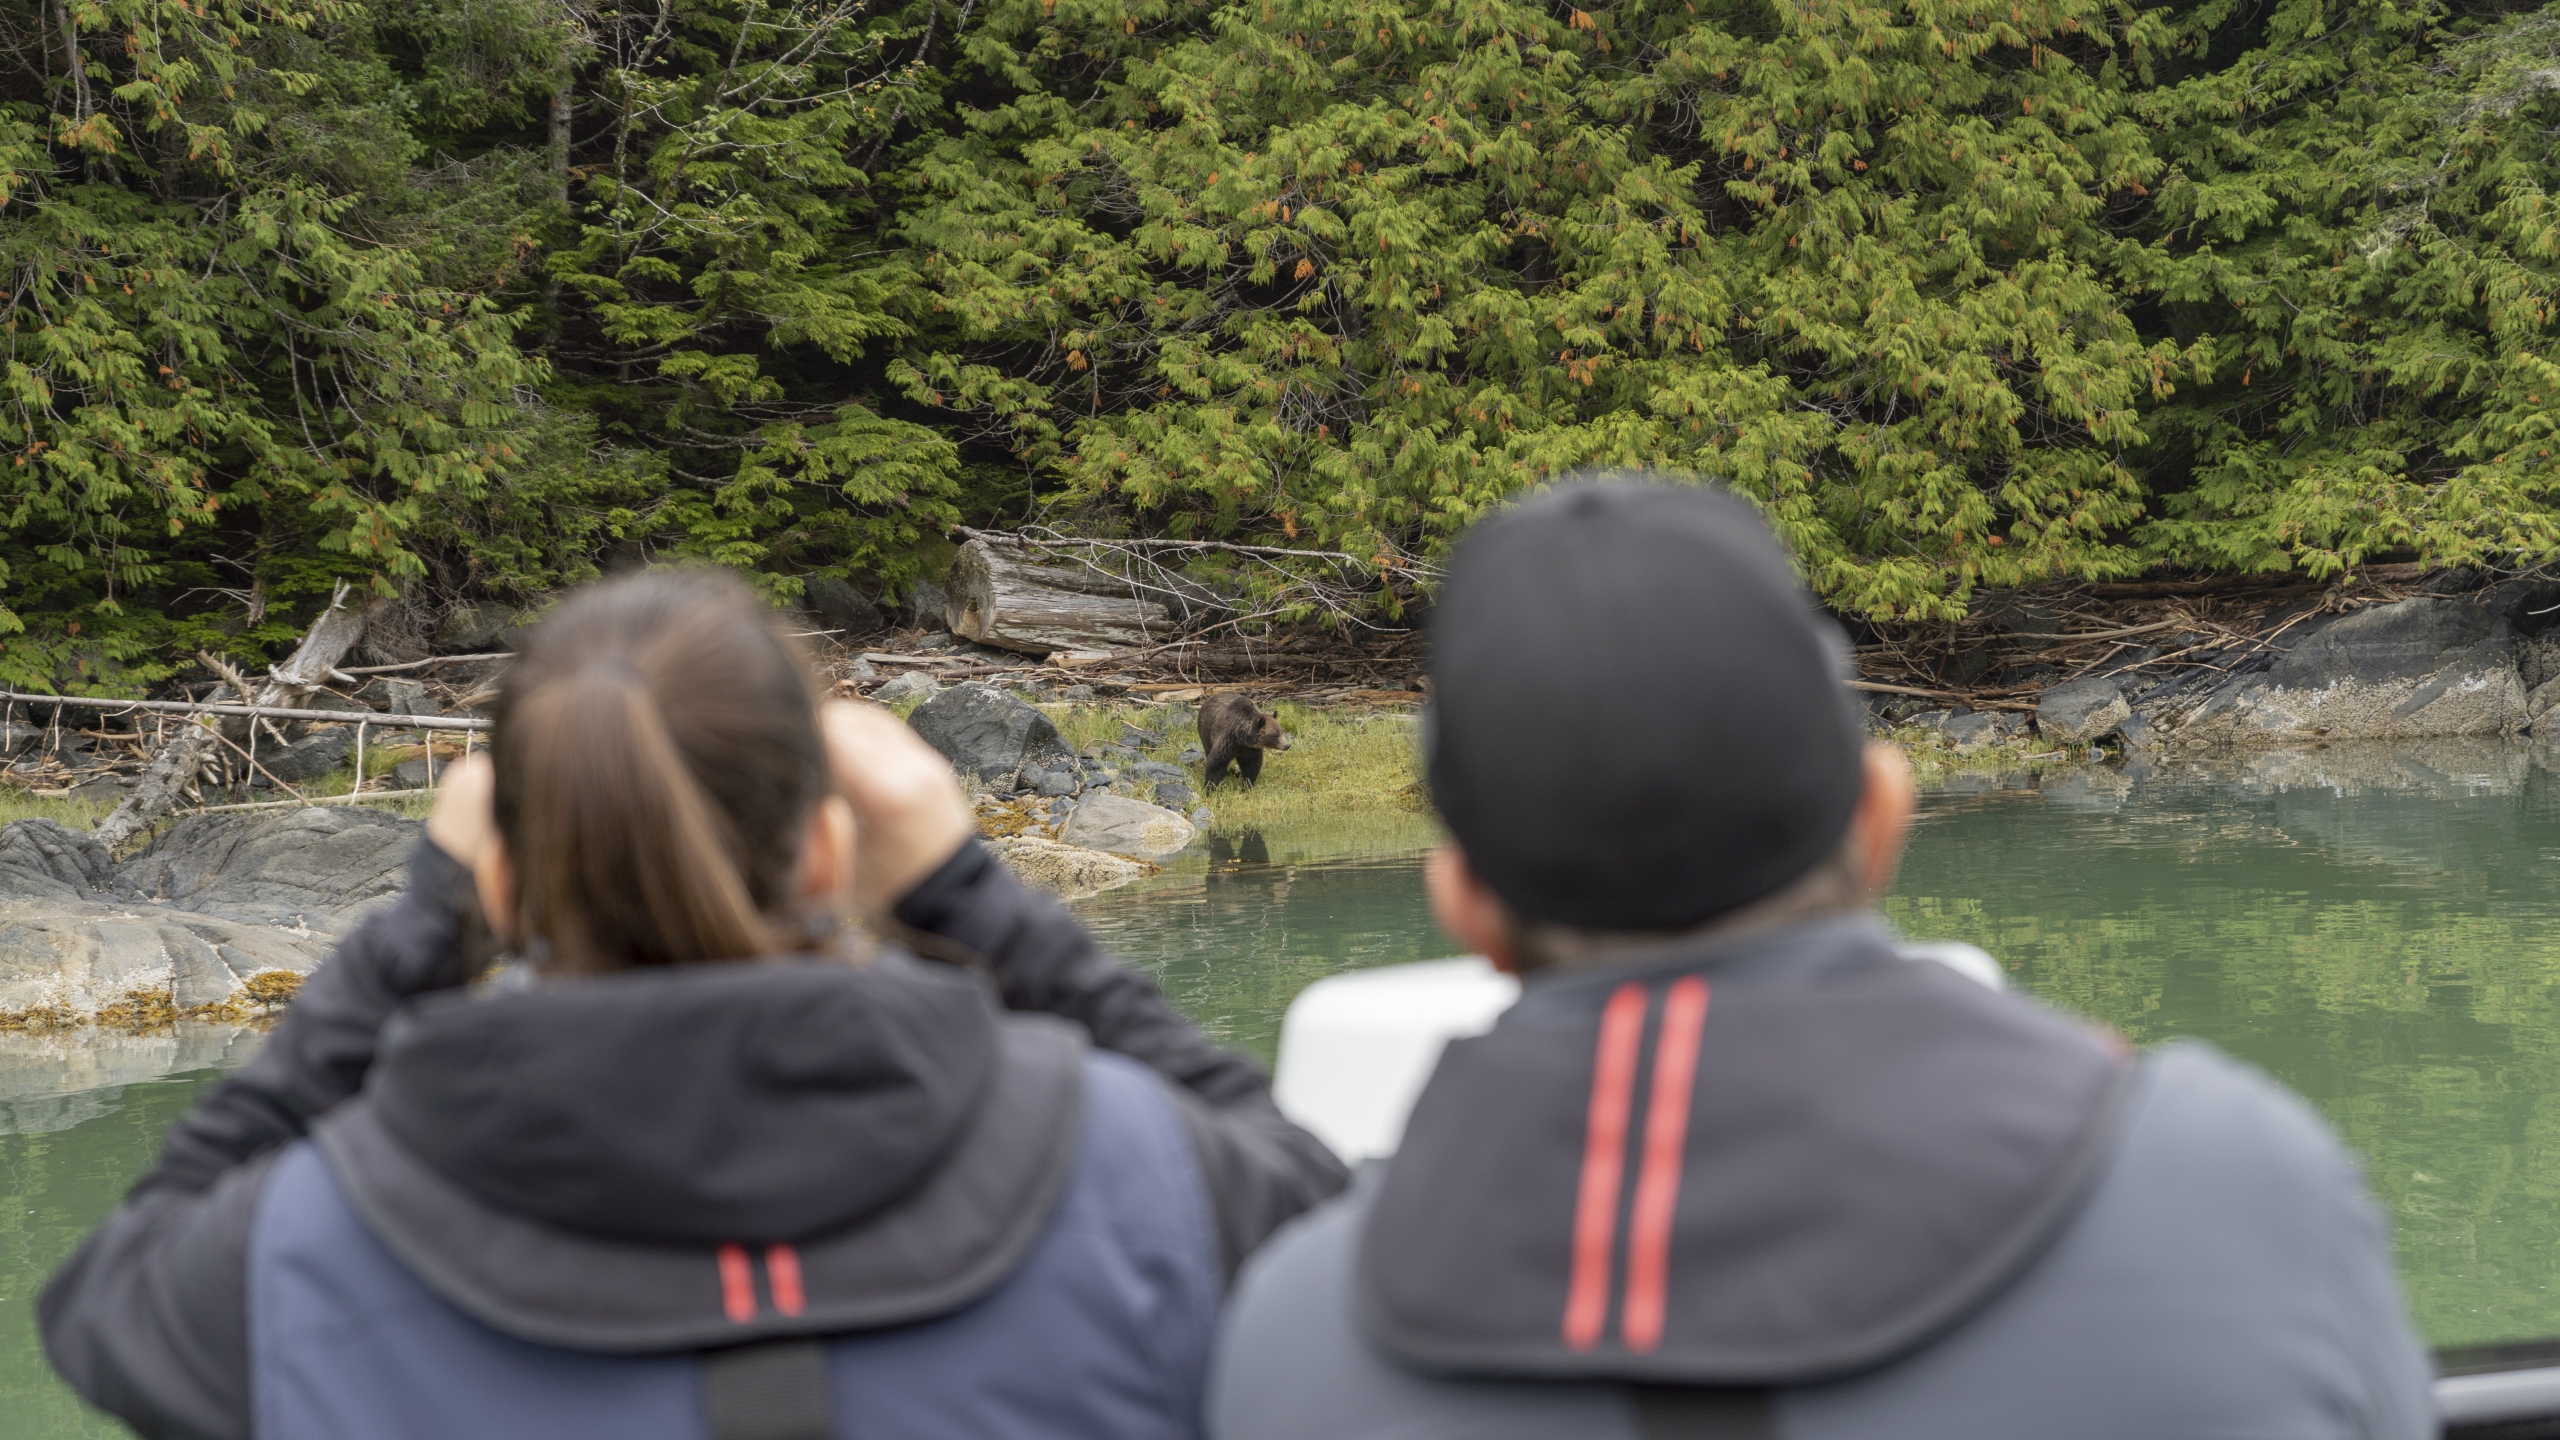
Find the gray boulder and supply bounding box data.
[2172,598,2527,744]
[2271,600,2500,688]
[1024,765,1080,799]
[118,808,417,925]
[2037,678,2131,744]
[1058,794,1197,859]
[873,671,941,705]
[1126,759,1190,785]
[983,836,1153,902]
[356,677,439,717]
[2529,675,2560,730]
[2117,710,2159,749]
[908,683,1075,789]
[0,821,113,899]
[0,905,328,1016]
[259,727,355,784]
[1940,711,2026,752]
[0,809,422,1021]
[800,576,884,637]
[904,578,951,632]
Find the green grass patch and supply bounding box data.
[1891,726,2079,787]
[0,750,432,861]
[1043,699,1439,845]
[0,788,120,829]
[1193,703,1432,834]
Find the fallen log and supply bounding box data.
[2084,564,2421,600]
[1075,642,1324,673]
[1848,679,2040,712]
[946,536,1225,655]
[93,583,370,850]
[0,692,482,731]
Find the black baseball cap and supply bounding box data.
[1424,479,1865,931]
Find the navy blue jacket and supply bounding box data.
[42,840,1347,1440]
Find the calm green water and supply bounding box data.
[11,740,2560,1431]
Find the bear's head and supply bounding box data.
[1241,702,1290,750]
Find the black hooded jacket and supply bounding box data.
[40,838,1349,1440]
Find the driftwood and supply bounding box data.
[1848,680,2039,712]
[946,536,1225,655]
[954,524,1439,634]
[338,651,513,676]
[2085,563,2426,600]
[1051,639,1322,672]
[92,724,221,852]
[93,583,369,850]
[0,692,482,732]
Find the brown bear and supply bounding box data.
[1198,693,1291,788]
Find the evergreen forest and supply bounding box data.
[4,0,2559,683]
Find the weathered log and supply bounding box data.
[945,537,1224,655]
[93,583,368,850]
[92,722,221,852]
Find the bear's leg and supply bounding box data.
[1204,737,1237,788]
[1238,747,1263,786]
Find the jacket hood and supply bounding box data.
[326,952,1091,1352]
[1358,919,2127,1387]
[370,955,999,1244]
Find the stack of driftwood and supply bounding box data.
[1847,564,2439,714]
[896,531,1428,704]
[1,585,495,849]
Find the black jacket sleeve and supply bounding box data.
[38,839,483,1440]
[896,840,1351,1275]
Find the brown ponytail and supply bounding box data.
[489,568,829,974]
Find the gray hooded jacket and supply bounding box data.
[1210,920,2432,1440]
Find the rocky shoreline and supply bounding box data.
[18,570,2546,1037]
[910,680,1229,884]
[0,807,415,1027]
[0,678,1222,1032]
[1869,580,2560,756]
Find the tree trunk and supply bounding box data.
[549,86,572,206]
[946,537,1222,655]
[92,584,368,851]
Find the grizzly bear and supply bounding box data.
[1199,693,1291,788]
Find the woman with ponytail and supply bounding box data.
[40,569,1348,1440]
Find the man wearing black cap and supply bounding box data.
[1208,481,2432,1440]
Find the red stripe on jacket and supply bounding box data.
[1562,983,1651,1350]
[717,1243,756,1323]
[1621,977,1709,1352]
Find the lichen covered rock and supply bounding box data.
[984,836,1156,902]
[1057,794,1197,859]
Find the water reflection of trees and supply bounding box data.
[1891,740,2560,1348]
